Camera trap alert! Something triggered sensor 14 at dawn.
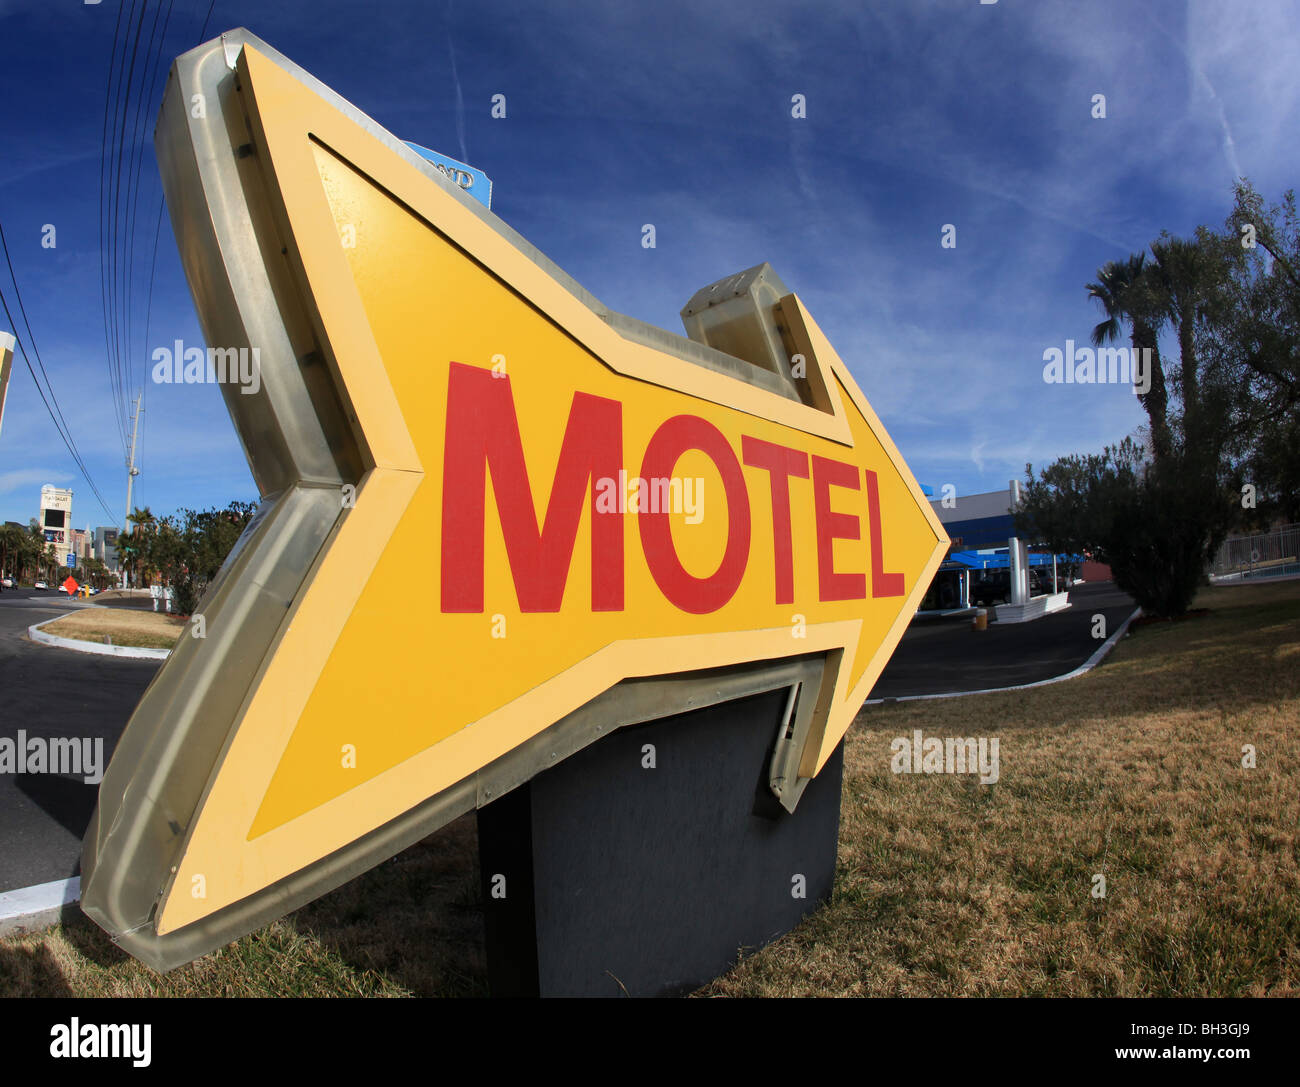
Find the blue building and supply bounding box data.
[919,482,1079,620]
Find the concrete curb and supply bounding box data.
[0,877,80,937]
[27,617,171,660]
[1209,571,1300,585]
[865,605,1142,705]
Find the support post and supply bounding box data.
[477,688,844,997]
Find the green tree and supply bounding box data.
[1203,181,1300,527]
[1223,181,1300,412]
[1019,437,1234,618]
[121,501,256,615]
[1016,451,1111,559]
[42,542,60,583]
[120,506,159,588]
[1244,412,1300,524]
[24,521,45,582]
[0,523,25,582]
[169,502,257,615]
[1039,199,1289,615]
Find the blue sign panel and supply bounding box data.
[403,142,492,210]
[66,553,76,567]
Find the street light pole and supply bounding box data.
[124,393,143,588]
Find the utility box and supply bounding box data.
[680,262,796,383]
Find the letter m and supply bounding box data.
[49,737,79,776]
[441,362,622,612]
[945,737,976,774]
[1097,346,1126,385]
[208,346,240,383]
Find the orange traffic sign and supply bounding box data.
[80,30,948,969]
[62,575,78,596]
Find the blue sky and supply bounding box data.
[1,0,1297,530]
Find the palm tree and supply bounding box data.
[118,530,137,588]
[86,556,112,590]
[0,523,25,582]
[121,506,157,589]
[1086,253,1172,461]
[23,521,47,583]
[43,543,60,583]
[1147,231,1239,457]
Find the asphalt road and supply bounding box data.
[0,581,1135,896]
[866,581,1137,699]
[0,592,159,893]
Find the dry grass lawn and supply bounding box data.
[2,579,1296,996]
[701,580,1300,996]
[0,817,484,997]
[41,608,185,650]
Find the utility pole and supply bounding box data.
[124,393,143,588]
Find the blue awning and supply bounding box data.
[941,549,1083,570]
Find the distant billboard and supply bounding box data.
[40,485,73,547]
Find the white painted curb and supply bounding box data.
[0,877,80,937]
[866,606,1142,704]
[1209,571,1300,585]
[27,617,171,660]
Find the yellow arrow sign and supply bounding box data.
[81,32,947,963]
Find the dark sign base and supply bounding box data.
[477,688,844,997]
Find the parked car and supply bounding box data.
[0,577,13,588]
[34,580,48,591]
[1030,568,1056,595]
[970,571,1011,607]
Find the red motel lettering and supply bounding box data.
[441,362,623,612]
[640,414,751,614]
[440,363,907,615]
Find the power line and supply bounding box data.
[99,0,222,514]
[107,1,150,427]
[140,192,166,485]
[0,240,116,523]
[132,1,221,498]
[101,0,146,457]
[198,1,217,43]
[0,223,112,516]
[97,0,130,457]
[123,0,170,403]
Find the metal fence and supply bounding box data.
[1210,523,1300,578]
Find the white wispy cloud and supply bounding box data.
[0,468,73,497]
